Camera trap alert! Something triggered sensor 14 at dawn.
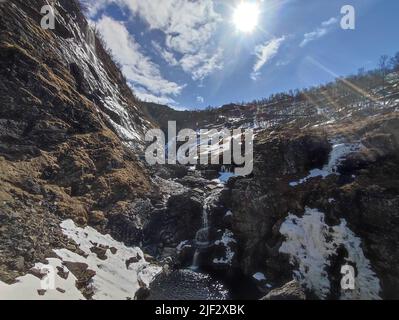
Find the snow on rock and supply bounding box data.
[0,220,161,300]
[56,18,149,151]
[290,142,363,187]
[56,220,161,300]
[176,240,190,253]
[0,258,85,300]
[252,272,267,281]
[225,210,233,217]
[279,208,381,300]
[213,230,237,265]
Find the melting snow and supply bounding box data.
[279,208,381,300]
[225,210,233,217]
[56,20,148,151]
[0,258,85,300]
[0,220,161,300]
[253,272,267,281]
[289,142,362,187]
[213,230,237,265]
[56,220,161,300]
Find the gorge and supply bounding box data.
[1,0,399,301]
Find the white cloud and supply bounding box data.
[180,48,224,81]
[95,16,184,103]
[152,41,178,66]
[251,36,286,80]
[300,17,338,47]
[196,96,204,103]
[322,17,338,27]
[84,0,224,81]
[131,86,177,106]
[81,0,112,16]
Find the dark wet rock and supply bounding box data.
[253,131,331,178]
[176,175,210,188]
[69,62,90,96]
[176,242,195,267]
[56,266,70,280]
[106,200,154,246]
[135,286,150,300]
[144,191,203,248]
[90,245,108,260]
[153,164,189,180]
[37,289,46,296]
[63,261,96,299]
[126,253,142,268]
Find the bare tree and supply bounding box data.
[379,55,390,105]
[390,52,399,72]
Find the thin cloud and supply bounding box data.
[300,17,338,47]
[151,41,178,66]
[181,48,224,81]
[95,16,185,103]
[251,36,286,80]
[196,96,205,103]
[85,0,224,82]
[132,86,177,106]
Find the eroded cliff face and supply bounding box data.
[218,114,399,299]
[0,0,159,283]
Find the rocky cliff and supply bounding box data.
[1,0,399,301]
[0,0,160,285]
[215,113,399,299]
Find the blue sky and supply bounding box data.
[82,0,399,110]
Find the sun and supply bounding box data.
[233,2,260,33]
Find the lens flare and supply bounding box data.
[233,2,260,33]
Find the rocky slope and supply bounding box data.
[1,0,399,301]
[0,0,163,293]
[146,71,399,299]
[218,113,399,299]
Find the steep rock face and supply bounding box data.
[144,190,203,250]
[220,113,399,299]
[0,0,158,282]
[219,131,331,280]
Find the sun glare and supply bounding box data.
[233,2,260,33]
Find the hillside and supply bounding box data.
[0,0,163,297]
[1,0,399,301]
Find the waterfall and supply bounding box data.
[190,199,211,270]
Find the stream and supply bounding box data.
[148,169,261,300]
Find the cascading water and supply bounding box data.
[191,197,212,270]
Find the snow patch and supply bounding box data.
[253,272,267,281]
[279,208,381,300]
[0,220,161,300]
[213,230,237,265]
[0,258,84,300]
[290,142,362,187]
[56,220,161,300]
